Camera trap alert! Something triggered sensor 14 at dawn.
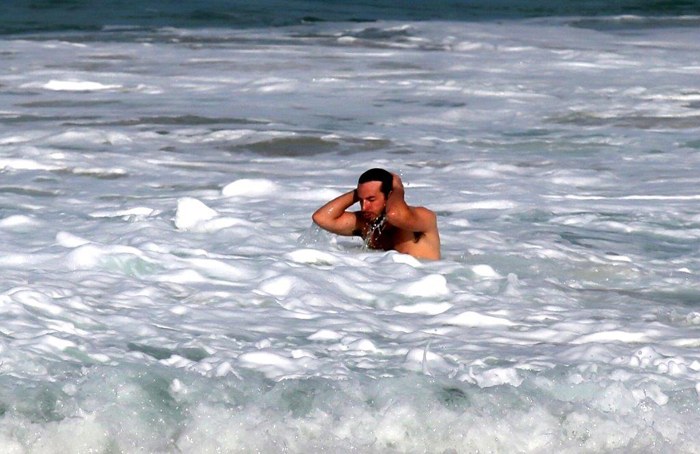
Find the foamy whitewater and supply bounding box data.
[1,12,700,454]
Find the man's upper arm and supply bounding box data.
[313,211,359,236]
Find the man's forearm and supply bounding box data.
[312,190,357,226]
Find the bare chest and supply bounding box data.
[363,224,421,252]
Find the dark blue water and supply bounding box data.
[2,0,700,35]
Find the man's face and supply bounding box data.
[357,181,387,220]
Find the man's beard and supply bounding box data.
[361,210,385,223]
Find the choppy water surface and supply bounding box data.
[1,13,700,453]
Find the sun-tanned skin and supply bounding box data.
[312,172,441,260]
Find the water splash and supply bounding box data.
[298,222,335,246]
[362,214,387,250]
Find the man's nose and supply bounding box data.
[362,201,370,211]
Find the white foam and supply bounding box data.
[89,207,156,219]
[396,274,450,298]
[440,311,517,327]
[56,231,91,248]
[0,158,58,171]
[237,350,318,379]
[462,367,524,388]
[286,188,343,201]
[42,80,122,91]
[573,330,651,344]
[257,275,297,297]
[175,198,219,230]
[284,249,340,265]
[222,178,279,197]
[454,41,488,51]
[404,348,452,372]
[73,167,129,177]
[349,338,377,352]
[547,194,700,201]
[0,215,41,230]
[394,302,452,315]
[47,130,132,146]
[9,289,63,316]
[471,264,501,278]
[551,175,605,187]
[63,243,149,272]
[174,198,250,232]
[186,258,256,282]
[433,200,516,211]
[308,329,343,341]
[391,253,423,267]
[2,19,700,452]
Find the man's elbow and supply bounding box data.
[386,209,405,226]
[312,210,327,228]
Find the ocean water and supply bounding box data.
[1,1,700,452]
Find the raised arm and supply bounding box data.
[312,190,360,236]
[385,174,436,233]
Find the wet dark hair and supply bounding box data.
[358,168,393,197]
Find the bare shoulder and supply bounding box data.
[412,206,438,227]
[413,206,436,217]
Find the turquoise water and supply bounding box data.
[1,2,700,452]
[2,0,700,35]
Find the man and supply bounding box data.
[312,168,441,260]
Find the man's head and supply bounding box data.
[357,168,393,220]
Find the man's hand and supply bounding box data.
[391,172,404,194]
[387,173,406,211]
